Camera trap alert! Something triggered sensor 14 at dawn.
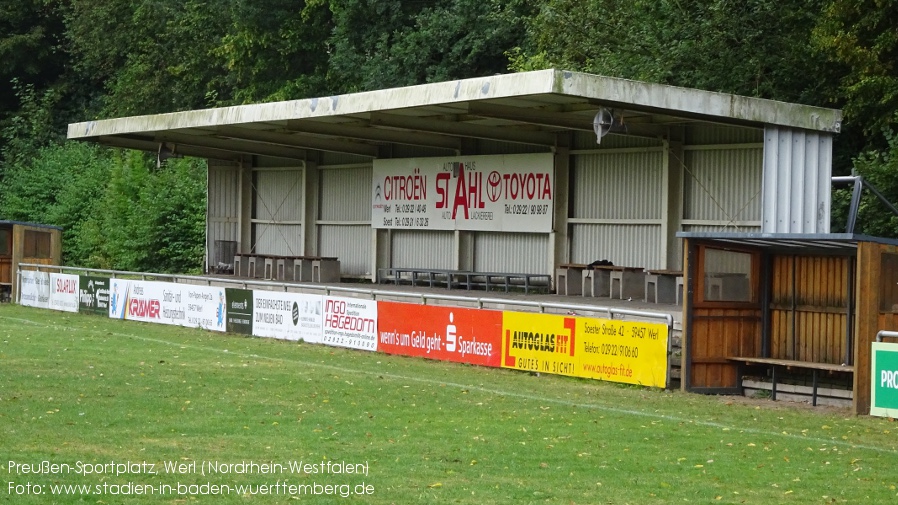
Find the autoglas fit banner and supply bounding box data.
[501,312,669,387]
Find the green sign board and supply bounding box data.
[225,288,253,335]
[870,342,898,417]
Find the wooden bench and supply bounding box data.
[234,253,340,283]
[378,267,550,294]
[728,357,854,406]
[644,269,683,304]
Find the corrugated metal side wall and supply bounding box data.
[473,233,548,273]
[318,165,371,276]
[569,150,664,269]
[683,147,763,228]
[207,164,240,267]
[391,231,454,269]
[252,168,304,255]
[762,126,833,233]
[570,224,662,268]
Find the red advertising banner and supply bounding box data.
[377,301,503,367]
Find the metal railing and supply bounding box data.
[17,263,678,388]
[876,330,898,342]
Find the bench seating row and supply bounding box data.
[377,268,551,294]
[556,264,684,305]
[234,253,340,283]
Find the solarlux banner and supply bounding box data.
[108,280,226,332]
[49,273,79,313]
[371,153,554,232]
[377,301,502,367]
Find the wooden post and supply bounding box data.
[853,241,879,415]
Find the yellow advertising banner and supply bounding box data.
[501,312,669,388]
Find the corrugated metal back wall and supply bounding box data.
[391,230,454,269]
[474,233,548,274]
[318,165,372,276]
[569,150,664,269]
[253,169,303,256]
[683,148,763,225]
[207,164,240,266]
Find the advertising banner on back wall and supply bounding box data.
[372,153,554,232]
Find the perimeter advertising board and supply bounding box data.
[107,280,226,332]
[49,273,79,313]
[501,312,669,387]
[870,342,898,417]
[322,296,377,351]
[19,270,50,309]
[225,288,253,335]
[372,153,554,232]
[377,301,502,366]
[78,276,110,316]
[252,291,322,342]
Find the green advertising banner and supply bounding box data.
[225,288,253,335]
[870,342,898,417]
[78,275,110,316]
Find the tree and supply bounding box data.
[326,0,534,92]
[812,0,898,148]
[514,0,832,104]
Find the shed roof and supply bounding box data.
[0,220,63,231]
[676,232,898,254]
[67,69,842,162]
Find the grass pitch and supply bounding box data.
[1,304,897,504]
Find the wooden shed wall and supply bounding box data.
[769,255,851,364]
[689,307,762,390]
[0,225,11,287]
[684,240,763,393]
[856,242,898,414]
[9,224,62,301]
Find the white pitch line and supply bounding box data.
[3,313,896,455]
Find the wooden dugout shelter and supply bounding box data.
[679,232,898,415]
[0,221,62,302]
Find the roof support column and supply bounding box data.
[662,129,685,269]
[551,134,572,288]
[239,158,253,253]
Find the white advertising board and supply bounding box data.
[19,270,50,309]
[322,296,377,351]
[108,280,226,332]
[49,273,79,313]
[252,290,323,342]
[372,153,554,232]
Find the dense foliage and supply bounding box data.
[0,0,896,273]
